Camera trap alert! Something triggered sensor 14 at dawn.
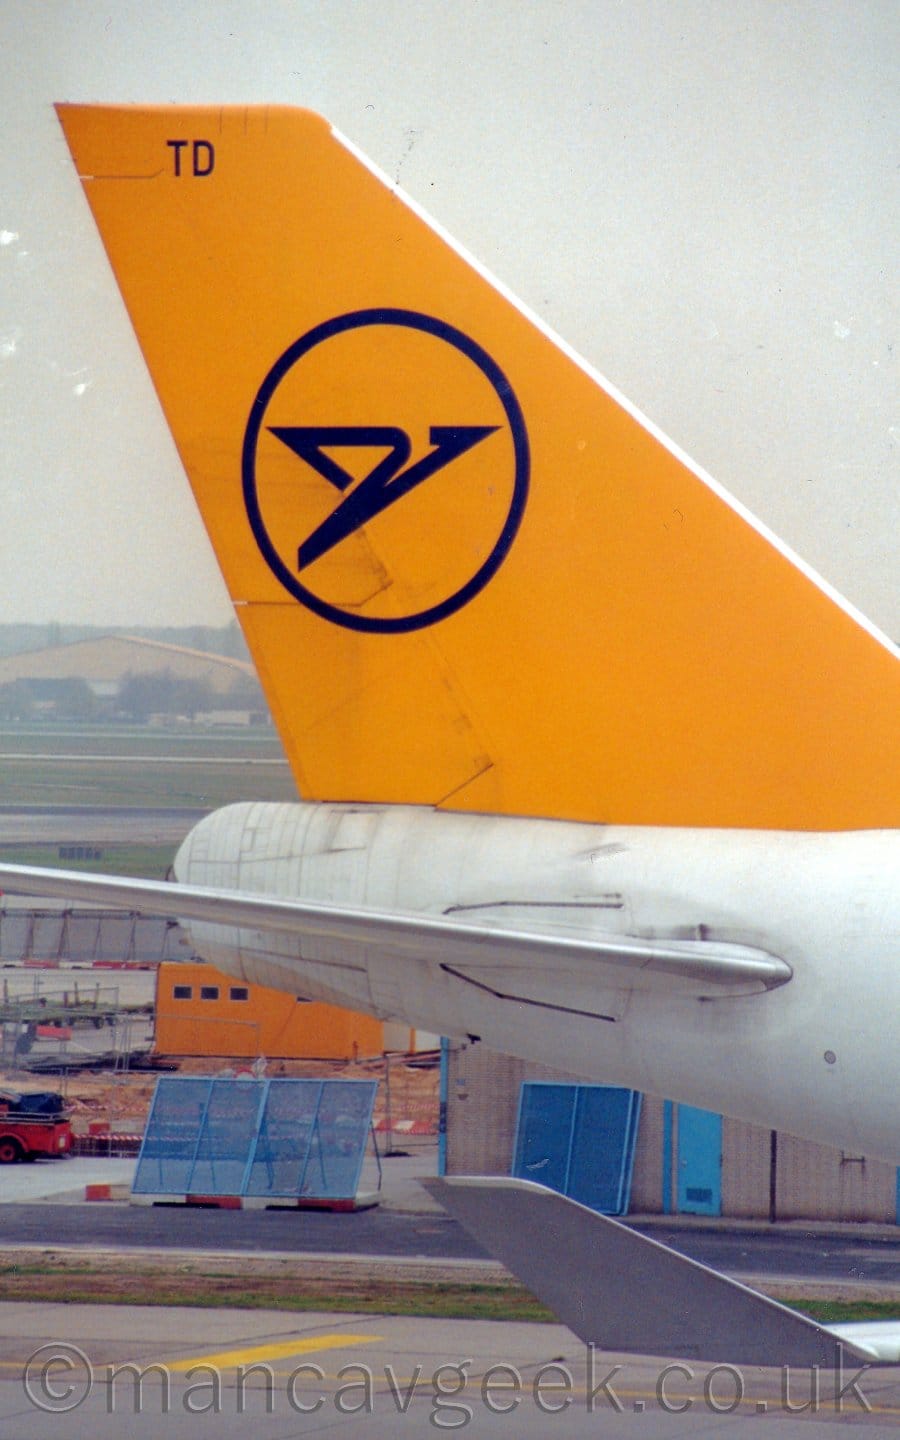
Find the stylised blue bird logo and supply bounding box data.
[268,425,499,570]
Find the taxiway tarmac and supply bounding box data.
[2,1156,899,1292]
[2,1160,900,1434]
[0,805,206,846]
[1,1301,898,1437]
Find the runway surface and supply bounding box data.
[0,1144,898,1435]
[0,806,206,845]
[1,1301,898,1436]
[3,1200,899,1293]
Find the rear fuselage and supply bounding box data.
[174,801,900,1163]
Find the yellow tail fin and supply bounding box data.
[57,104,898,828]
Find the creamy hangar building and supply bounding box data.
[0,636,255,700]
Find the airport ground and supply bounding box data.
[0,723,295,813]
[1,726,899,1433]
[1,1148,898,1318]
[2,1149,900,1435]
[2,1299,900,1436]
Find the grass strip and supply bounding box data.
[0,1267,552,1320]
[0,1263,894,1325]
[0,842,174,879]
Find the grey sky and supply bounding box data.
[1,0,896,635]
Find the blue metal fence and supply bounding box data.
[133,1076,377,1201]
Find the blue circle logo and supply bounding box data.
[242,309,529,634]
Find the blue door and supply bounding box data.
[676,1105,722,1215]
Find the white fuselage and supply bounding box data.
[174,802,899,1163]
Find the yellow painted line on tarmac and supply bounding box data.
[166,1332,383,1372]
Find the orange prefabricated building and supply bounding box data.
[154,961,397,1061]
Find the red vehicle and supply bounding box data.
[0,1090,73,1163]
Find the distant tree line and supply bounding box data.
[117,669,266,722]
[0,670,268,724]
[117,671,216,721]
[0,680,38,721]
[0,676,98,722]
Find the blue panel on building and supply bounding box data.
[512,1082,641,1215]
[513,1083,578,1194]
[133,1076,377,1200]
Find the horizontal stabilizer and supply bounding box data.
[0,863,789,1000]
[425,1177,893,1366]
